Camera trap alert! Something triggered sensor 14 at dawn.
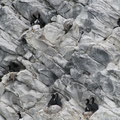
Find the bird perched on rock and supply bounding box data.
[30,12,46,28]
[85,99,92,112]
[90,97,99,113]
[83,99,93,119]
[47,93,62,107]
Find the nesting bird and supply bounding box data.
[30,12,46,28]
[85,99,92,112]
[47,93,62,107]
[90,97,99,113]
[85,97,99,113]
[83,97,99,119]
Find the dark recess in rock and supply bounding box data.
[0,77,2,82]
[83,71,91,76]
[21,37,27,45]
[8,62,25,72]
[117,18,120,26]
[64,24,72,34]
[17,112,22,119]
[52,72,59,81]
[1,3,5,6]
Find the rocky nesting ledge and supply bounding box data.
[0,0,120,120]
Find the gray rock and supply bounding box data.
[43,23,64,45]
[20,94,37,109]
[0,83,5,97]
[72,53,101,74]
[39,53,65,77]
[1,0,120,119]
[39,69,58,86]
[90,106,120,120]
[88,46,111,67]
[0,6,28,39]
[0,102,19,120]
[13,0,55,23]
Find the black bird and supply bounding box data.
[47,93,62,107]
[30,12,46,28]
[90,97,99,113]
[85,99,92,112]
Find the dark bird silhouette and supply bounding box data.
[85,99,92,112]
[47,93,62,107]
[30,12,46,28]
[90,97,99,113]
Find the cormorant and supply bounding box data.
[90,97,99,113]
[47,93,62,107]
[30,12,46,28]
[85,99,92,112]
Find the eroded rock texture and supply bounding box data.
[0,0,120,120]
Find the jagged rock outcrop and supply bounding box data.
[0,0,120,120]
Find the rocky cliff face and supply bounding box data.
[0,0,120,120]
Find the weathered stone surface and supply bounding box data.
[43,23,64,45]
[0,6,28,39]
[13,0,56,23]
[0,29,17,53]
[20,94,37,109]
[0,102,19,120]
[90,106,120,120]
[1,0,120,120]
[72,53,101,74]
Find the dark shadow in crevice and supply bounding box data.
[8,61,25,72]
[83,71,91,76]
[117,18,120,26]
[1,3,5,6]
[21,37,27,45]
[52,72,58,81]
[0,77,2,82]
